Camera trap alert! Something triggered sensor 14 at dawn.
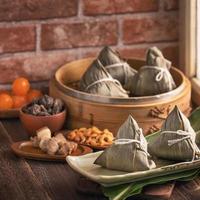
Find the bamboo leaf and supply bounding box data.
[103,169,200,200]
[189,107,200,132]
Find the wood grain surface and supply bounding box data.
[1,118,200,200]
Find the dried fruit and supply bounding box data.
[22,95,64,116]
[52,99,64,114]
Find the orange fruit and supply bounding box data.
[27,89,42,102]
[12,95,27,108]
[0,93,13,109]
[12,77,30,96]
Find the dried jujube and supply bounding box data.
[22,95,64,116]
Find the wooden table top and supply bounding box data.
[1,118,200,200]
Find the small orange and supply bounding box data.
[12,95,27,108]
[0,93,13,109]
[27,89,42,102]
[12,77,30,96]
[0,90,10,95]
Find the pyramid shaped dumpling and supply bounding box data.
[117,115,147,151]
[146,46,171,69]
[98,46,137,93]
[79,59,128,97]
[134,46,176,96]
[149,106,200,161]
[94,115,156,172]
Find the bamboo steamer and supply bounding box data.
[49,57,191,136]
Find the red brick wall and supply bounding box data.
[0,0,179,88]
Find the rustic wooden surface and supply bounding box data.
[1,118,200,200]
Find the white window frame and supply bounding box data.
[179,0,200,105]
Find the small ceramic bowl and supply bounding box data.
[19,108,66,136]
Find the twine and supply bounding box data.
[106,62,130,85]
[161,130,195,161]
[114,138,149,155]
[141,66,172,87]
[85,73,127,94]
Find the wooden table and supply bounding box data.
[1,118,200,200]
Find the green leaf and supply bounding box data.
[145,130,160,143]
[103,169,200,200]
[189,106,200,131]
[102,106,200,200]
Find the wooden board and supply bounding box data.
[0,108,19,118]
[77,178,175,200]
[11,141,93,162]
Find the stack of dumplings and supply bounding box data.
[79,46,176,98]
[94,115,156,172]
[149,106,200,161]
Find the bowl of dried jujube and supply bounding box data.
[20,95,66,136]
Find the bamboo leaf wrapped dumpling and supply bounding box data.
[149,106,200,161]
[117,115,147,150]
[94,116,156,172]
[146,46,171,69]
[79,59,128,97]
[134,46,176,96]
[98,46,138,93]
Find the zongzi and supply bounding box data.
[117,115,147,150]
[134,47,176,96]
[94,115,156,172]
[148,106,200,161]
[146,46,171,69]
[79,59,128,97]
[98,46,138,93]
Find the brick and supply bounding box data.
[122,14,178,44]
[41,21,118,50]
[164,0,179,11]
[80,48,101,58]
[0,0,77,21]
[162,45,179,66]
[0,26,35,54]
[83,0,158,15]
[118,48,147,59]
[0,51,78,83]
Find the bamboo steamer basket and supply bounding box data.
[49,57,191,136]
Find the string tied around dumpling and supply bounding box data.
[114,138,141,145]
[155,68,166,82]
[114,138,150,155]
[161,130,196,161]
[141,66,171,83]
[161,130,193,146]
[85,74,128,94]
[106,62,130,85]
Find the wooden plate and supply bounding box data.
[11,141,93,162]
[0,108,19,118]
